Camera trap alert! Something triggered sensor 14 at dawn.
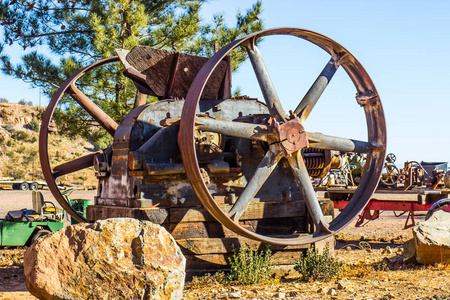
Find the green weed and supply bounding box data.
[227,243,273,285]
[294,244,343,281]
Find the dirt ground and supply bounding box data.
[1,190,449,299]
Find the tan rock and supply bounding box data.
[327,288,337,295]
[411,210,450,264]
[24,218,185,300]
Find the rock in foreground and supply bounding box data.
[403,210,450,264]
[24,218,185,300]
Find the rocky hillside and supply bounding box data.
[0,103,97,188]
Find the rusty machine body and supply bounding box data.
[39,28,386,273]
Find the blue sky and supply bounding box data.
[1,0,449,165]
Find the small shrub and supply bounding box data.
[0,108,9,118]
[27,119,40,132]
[12,130,30,141]
[0,97,9,103]
[294,244,343,281]
[15,132,28,141]
[227,243,273,285]
[6,139,14,147]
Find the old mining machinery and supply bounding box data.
[39,28,386,247]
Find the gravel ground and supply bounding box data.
[1,190,449,299]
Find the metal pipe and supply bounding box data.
[66,84,118,136]
[246,42,287,122]
[295,57,339,122]
[196,117,274,142]
[307,132,379,153]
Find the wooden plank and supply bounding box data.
[86,205,168,224]
[170,200,306,223]
[125,46,228,99]
[168,218,307,239]
[177,237,309,255]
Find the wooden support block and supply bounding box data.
[177,237,309,255]
[168,217,306,239]
[87,205,168,224]
[170,200,306,223]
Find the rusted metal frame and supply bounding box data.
[196,117,275,143]
[66,84,118,136]
[227,144,284,221]
[287,154,331,234]
[179,28,386,245]
[164,52,180,99]
[355,207,380,227]
[245,40,288,122]
[110,104,149,176]
[52,151,103,178]
[217,55,232,100]
[404,207,417,229]
[123,68,150,90]
[39,56,120,223]
[128,126,170,170]
[295,57,339,123]
[334,199,450,228]
[306,132,376,153]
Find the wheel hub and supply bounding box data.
[275,118,307,154]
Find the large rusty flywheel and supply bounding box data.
[39,28,386,246]
[178,28,386,245]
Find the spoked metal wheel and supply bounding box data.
[179,28,386,245]
[39,57,120,223]
[380,164,400,186]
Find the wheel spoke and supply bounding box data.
[196,117,276,143]
[52,152,99,178]
[287,154,331,233]
[66,84,118,136]
[228,144,284,221]
[294,57,339,122]
[245,42,287,122]
[307,132,381,153]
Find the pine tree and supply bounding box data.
[0,0,262,141]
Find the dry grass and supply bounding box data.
[0,103,97,187]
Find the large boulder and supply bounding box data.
[403,210,450,264]
[24,218,185,300]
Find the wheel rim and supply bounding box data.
[178,27,386,245]
[39,57,120,223]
